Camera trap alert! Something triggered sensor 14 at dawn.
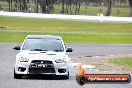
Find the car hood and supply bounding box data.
[17,50,68,61]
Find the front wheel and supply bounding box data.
[14,69,22,79]
[56,72,69,79]
[62,72,69,79]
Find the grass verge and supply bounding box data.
[0,16,132,43]
[109,57,132,69]
[0,31,132,43]
[0,16,132,32]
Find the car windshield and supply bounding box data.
[22,38,64,52]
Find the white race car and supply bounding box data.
[13,35,72,79]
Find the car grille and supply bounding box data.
[31,60,53,64]
[29,60,55,74]
[29,68,55,74]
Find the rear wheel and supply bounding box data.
[14,69,22,79]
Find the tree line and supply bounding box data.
[0,0,132,16]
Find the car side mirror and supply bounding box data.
[66,47,73,52]
[13,45,20,50]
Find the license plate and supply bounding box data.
[37,64,46,68]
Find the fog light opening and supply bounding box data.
[18,67,26,72]
[58,69,66,73]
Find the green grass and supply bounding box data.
[0,16,132,43]
[109,57,132,68]
[0,31,132,43]
[0,16,132,32]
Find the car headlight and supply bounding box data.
[55,59,66,63]
[18,57,29,62]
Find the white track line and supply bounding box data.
[0,11,132,22]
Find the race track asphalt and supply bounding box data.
[67,44,132,57]
[0,43,131,88]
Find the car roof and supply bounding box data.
[27,35,61,39]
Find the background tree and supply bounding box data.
[38,0,55,13]
[6,0,12,11]
[128,0,132,16]
[105,0,113,16]
[0,0,130,16]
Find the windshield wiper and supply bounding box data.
[54,50,63,52]
[31,49,47,51]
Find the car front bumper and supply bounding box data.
[15,61,69,76]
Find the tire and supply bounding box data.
[14,69,22,79]
[56,72,69,79]
[63,72,69,79]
